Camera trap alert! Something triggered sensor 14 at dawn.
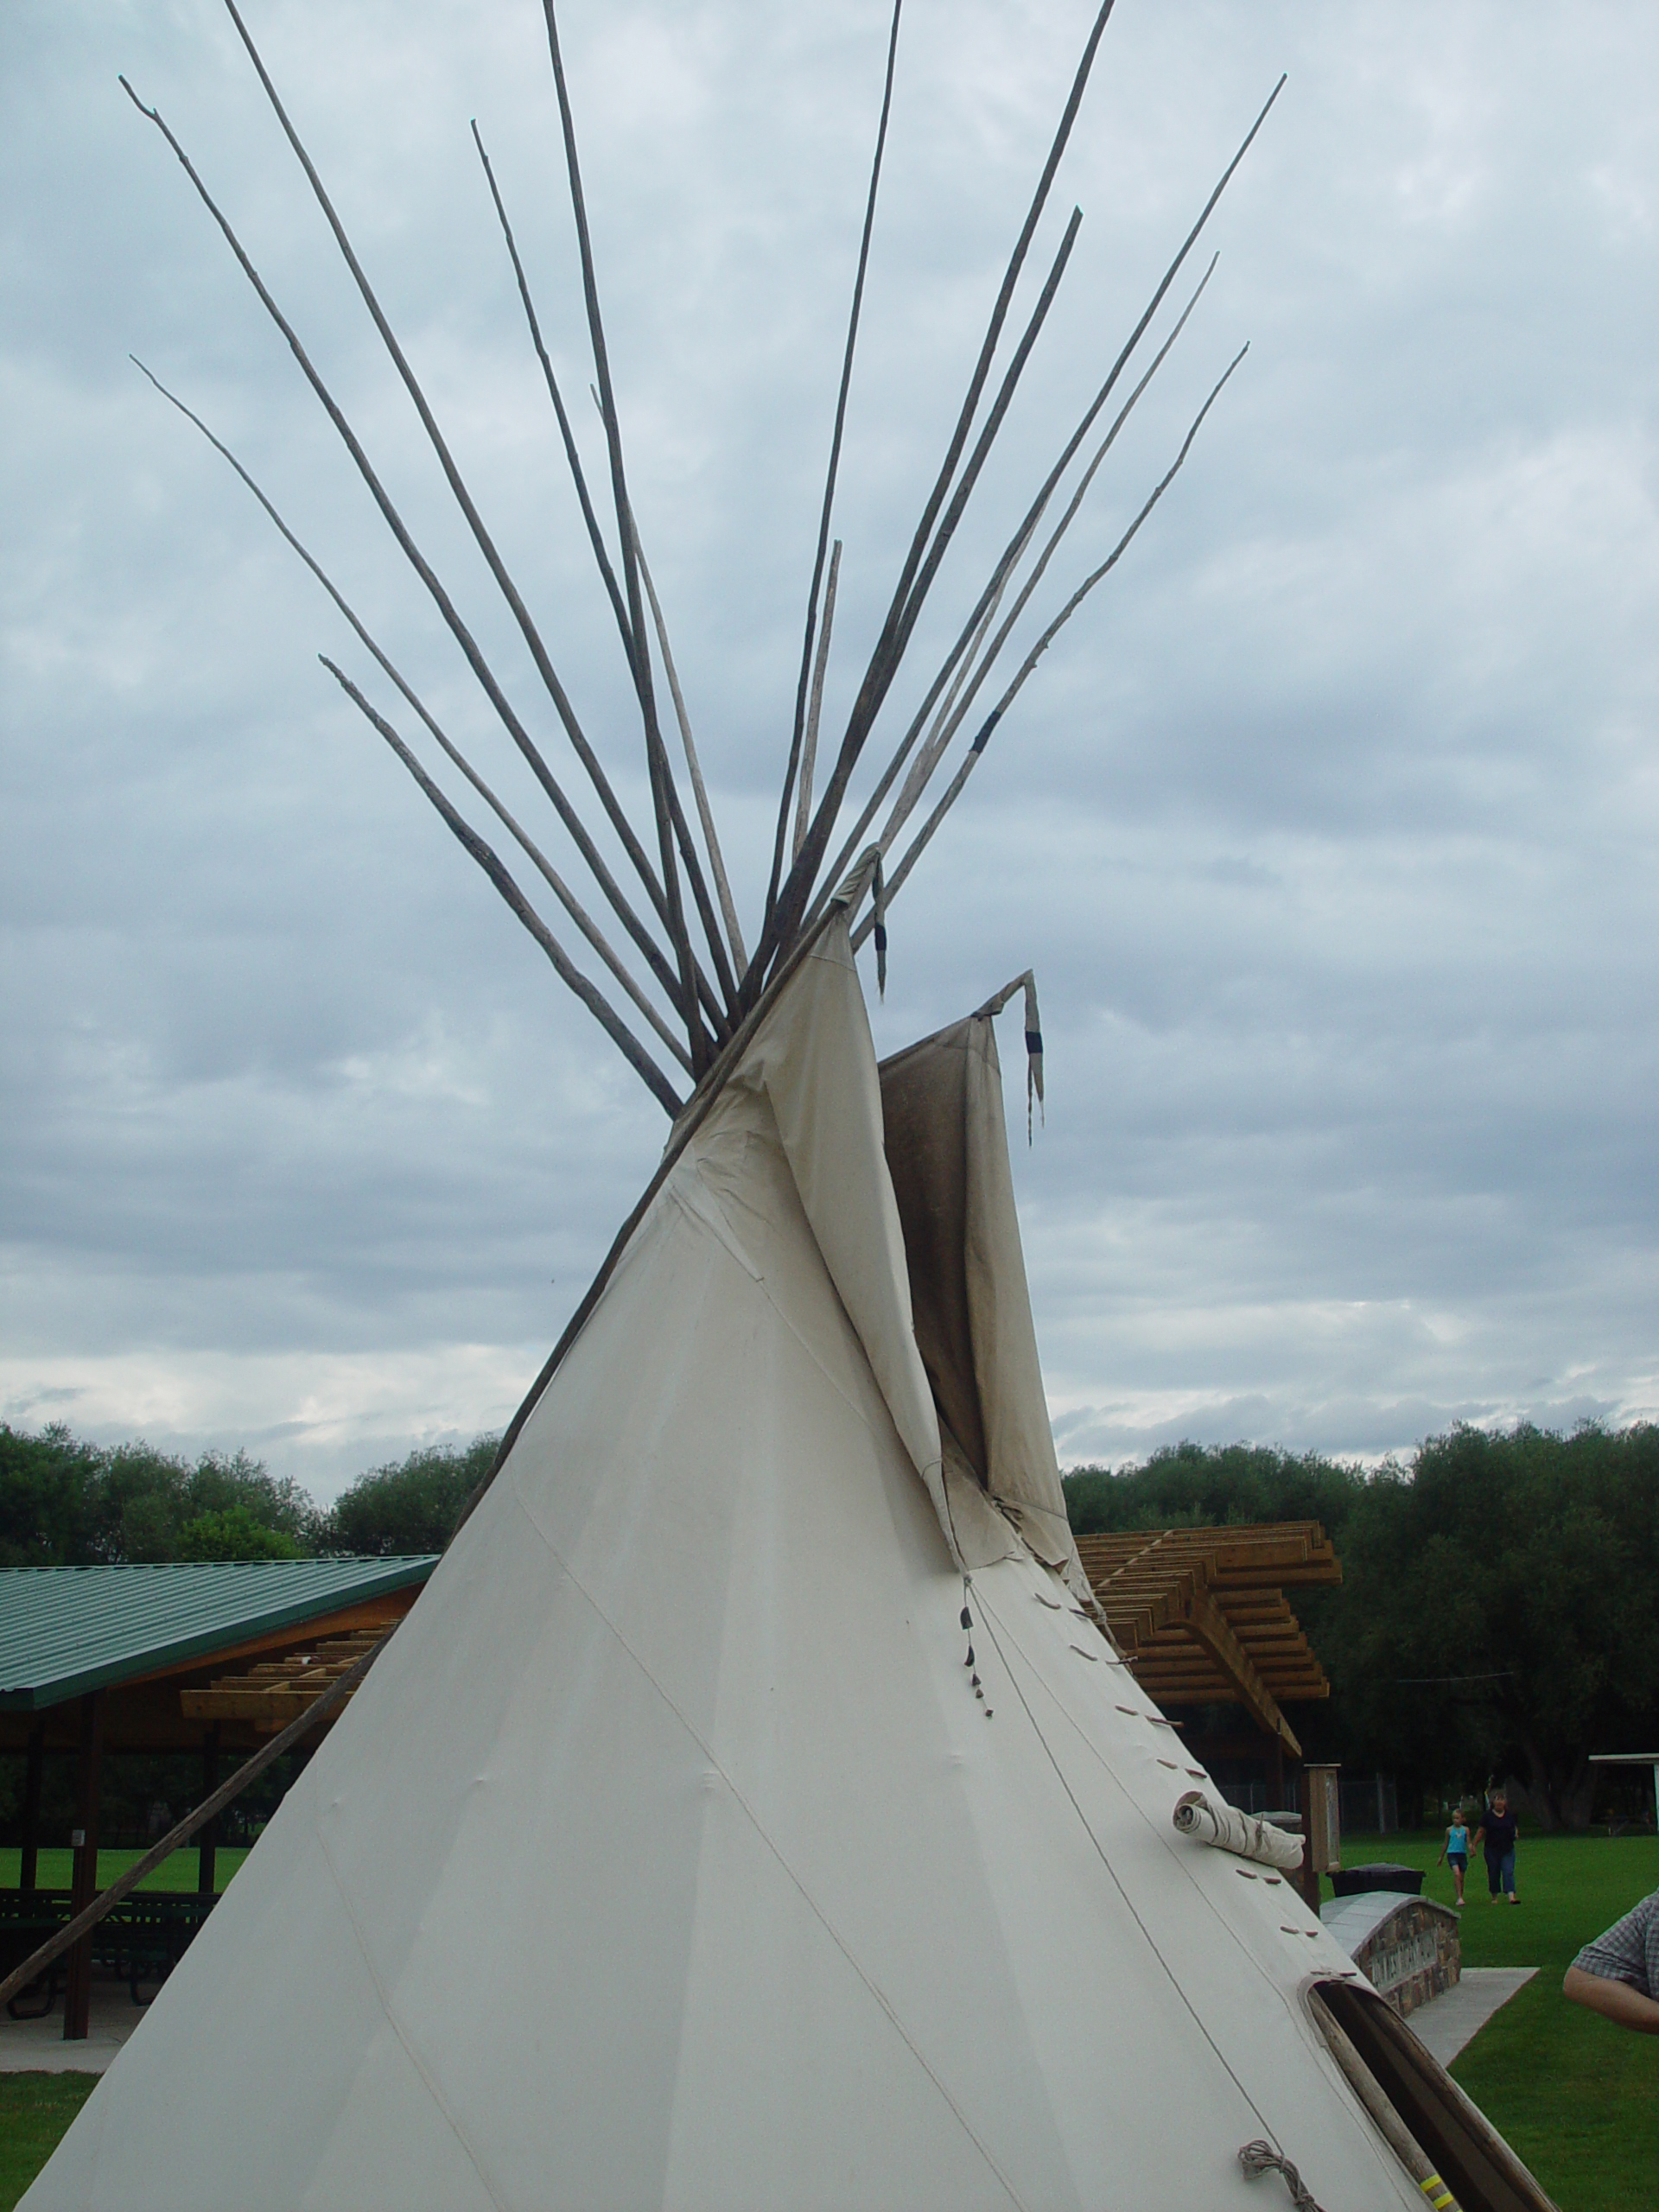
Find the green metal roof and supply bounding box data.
[0,1558,438,1710]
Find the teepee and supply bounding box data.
[29,5,1556,2209]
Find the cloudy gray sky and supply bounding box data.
[5,0,1657,1499]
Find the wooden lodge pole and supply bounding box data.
[0,1643,382,2024]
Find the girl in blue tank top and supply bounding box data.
[1439,1810,1471,1906]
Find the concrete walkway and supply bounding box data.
[0,1974,143,2075]
[1408,1967,1539,2065]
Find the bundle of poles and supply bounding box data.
[124,0,1282,1120]
[3,4,1287,1990]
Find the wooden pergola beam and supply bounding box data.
[1136,1650,1329,1680]
[1173,1583,1301,1758]
[181,1630,391,1732]
[1135,1674,1330,1700]
[1079,1522,1342,1756]
[1075,1521,1342,1591]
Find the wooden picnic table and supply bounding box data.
[0,1887,217,2015]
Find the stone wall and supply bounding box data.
[1352,1897,1461,2018]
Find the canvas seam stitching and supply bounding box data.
[664,1166,765,1281]
[307,1799,511,2212]
[677,1148,942,1478]
[981,1577,1307,1964]
[974,1579,1425,2200]
[970,1585,1273,2139]
[983,1573,1337,1988]
[505,1485,1030,2212]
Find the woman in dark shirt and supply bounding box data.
[1472,1791,1519,1902]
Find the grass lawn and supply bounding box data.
[0,1846,247,1893]
[0,2078,96,2212]
[1339,1826,1659,2211]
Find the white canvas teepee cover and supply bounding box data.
[25,922,1424,2212]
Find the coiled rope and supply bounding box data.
[1238,2139,1326,2211]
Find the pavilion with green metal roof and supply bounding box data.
[0,1556,436,2039]
[0,1558,435,1715]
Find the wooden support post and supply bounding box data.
[1268,1732,1285,1810]
[198,1726,220,1896]
[19,1719,44,1895]
[1296,1766,1321,1916]
[62,1692,103,2041]
[1298,1762,1341,1921]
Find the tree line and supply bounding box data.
[0,1424,496,1567]
[1065,1423,1659,1832]
[4,1416,1655,1832]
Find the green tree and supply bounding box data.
[1063,1441,1366,1541]
[1322,1423,1659,1828]
[174,1504,306,1561]
[321,1438,497,1556]
[0,1425,109,1566]
[105,1446,315,1561]
[0,1426,317,1564]
[1063,1424,1659,1830]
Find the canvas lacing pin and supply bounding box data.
[960,1577,992,1718]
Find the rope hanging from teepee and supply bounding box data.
[870,849,887,999]
[1237,2140,1328,2212]
[1024,972,1044,1137]
[976,970,1044,1141]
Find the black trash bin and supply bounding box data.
[1328,1862,1424,1898]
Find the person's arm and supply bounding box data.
[1563,1966,1659,2033]
[1437,1833,1447,1865]
[1471,1823,1487,1853]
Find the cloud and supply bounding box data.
[4,0,1658,1498]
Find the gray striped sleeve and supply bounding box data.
[1572,1889,1659,1996]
